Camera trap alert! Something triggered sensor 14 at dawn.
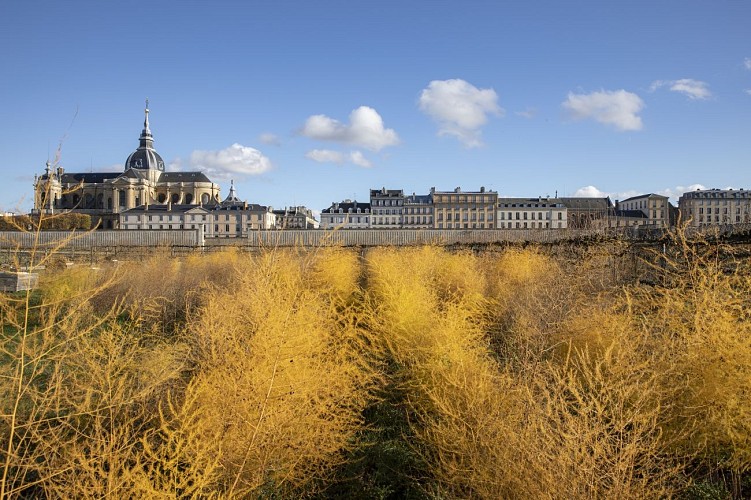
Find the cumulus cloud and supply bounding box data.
[188,143,272,180]
[573,185,610,198]
[305,149,372,168]
[562,89,644,131]
[259,132,281,146]
[650,79,712,100]
[656,184,706,202]
[418,79,503,148]
[301,106,399,151]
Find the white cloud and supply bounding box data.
[650,79,712,100]
[301,106,399,151]
[515,108,537,119]
[562,90,644,131]
[418,79,503,148]
[189,143,272,180]
[348,151,372,168]
[573,185,610,198]
[745,89,751,97]
[745,57,751,70]
[306,149,345,164]
[259,132,280,146]
[656,184,706,202]
[305,149,372,168]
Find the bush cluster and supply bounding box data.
[1,233,750,498]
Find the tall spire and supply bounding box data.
[137,98,154,150]
[143,98,151,135]
[229,179,236,198]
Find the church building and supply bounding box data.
[33,101,221,228]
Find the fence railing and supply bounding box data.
[1,224,749,250]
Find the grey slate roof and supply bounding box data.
[616,210,648,218]
[322,201,371,214]
[620,193,666,203]
[558,197,613,210]
[160,172,213,183]
[61,172,121,184]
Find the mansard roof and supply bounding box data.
[60,172,121,184]
[160,172,213,183]
[558,197,613,210]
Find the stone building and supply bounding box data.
[120,181,276,236]
[273,206,318,229]
[679,188,751,226]
[402,192,434,228]
[33,101,220,228]
[431,186,498,229]
[320,200,371,229]
[614,194,671,227]
[558,197,614,229]
[497,197,567,229]
[370,188,405,228]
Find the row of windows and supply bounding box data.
[687,192,750,199]
[372,199,403,206]
[698,207,750,215]
[434,195,496,204]
[436,222,495,229]
[701,215,750,223]
[498,211,564,221]
[437,213,487,222]
[498,222,565,229]
[372,216,433,225]
[499,203,563,209]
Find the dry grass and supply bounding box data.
[2,233,750,498]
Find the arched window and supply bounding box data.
[158,193,167,203]
[119,190,126,207]
[107,197,113,209]
[185,193,194,204]
[201,193,210,204]
[97,193,104,209]
[171,193,180,204]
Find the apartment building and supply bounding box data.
[320,200,371,229]
[370,188,404,228]
[273,206,318,229]
[679,188,751,226]
[614,194,671,227]
[402,193,434,228]
[431,186,498,229]
[497,198,567,229]
[119,204,213,234]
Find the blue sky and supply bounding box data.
[1,0,750,214]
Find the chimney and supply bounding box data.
[480,186,485,193]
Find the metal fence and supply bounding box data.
[0,230,200,249]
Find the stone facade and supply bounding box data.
[497,198,567,229]
[679,188,751,226]
[431,187,498,229]
[320,200,371,229]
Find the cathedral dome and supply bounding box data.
[124,100,165,171]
